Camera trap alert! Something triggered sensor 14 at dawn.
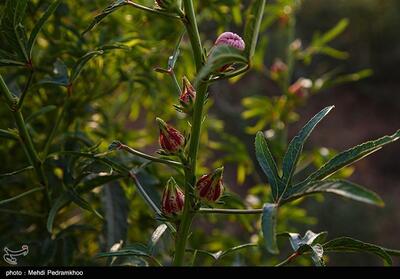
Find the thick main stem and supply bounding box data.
[173,0,206,266]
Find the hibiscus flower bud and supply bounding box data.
[162,178,185,216]
[214,32,246,51]
[196,167,224,203]
[156,118,185,153]
[288,78,312,98]
[212,32,245,73]
[177,76,196,113]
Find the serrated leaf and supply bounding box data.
[280,106,334,197]
[196,45,248,84]
[323,237,393,265]
[285,179,384,206]
[82,0,127,35]
[305,130,400,183]
[243,0,266,59]
[255,131,281,201]
[261,203,279,254]
[27,0,61,57]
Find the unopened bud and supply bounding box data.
[156,118,185,153]
[162,178,185,216]
[196,167,224,203]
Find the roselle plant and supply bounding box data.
[0,0,399,267]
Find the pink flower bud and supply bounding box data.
[288,78,312,98]
[196,167,224,203]
[156,118,185,153]
[162,178,185,216]
[215,32,245,51]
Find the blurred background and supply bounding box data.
[0,0,399,266]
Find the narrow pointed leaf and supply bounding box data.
[82,0,127,35]
[280,106,334,197]
[243,0,266,59]
[285,179,384,206]
[27,0,61,57]
[196,45,247,84]
[306,130,400,182]
[261,203,279,254]
[323,237,393,265]
[255,131,281,201]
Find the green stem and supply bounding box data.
[119,143,184,168]
[275,252,299,267]
[0,75,47,191]
[197,208,263,215]
[16,69,34,111]
[125,0,182,20]
[173,0,206,266]
[0,187,44,206]
[43,102,66,156]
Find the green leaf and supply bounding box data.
[318,18,349,45]
[47,174,122,233]
[285,179,384,206]
[255,131,281,201]
[70,50,104,82]
[216,243,258,261]
[306,130,400,182]
[261,203,279,254]
[0,186,44,206]
[97,246,161,266]
[39,59,70,87]
[243,0,266,59]
[82,0,127,35]
[196,45,247,84]
[27,0,61,57]
[280,106,334,197]
[67,187,103,220]
[0,0,29,63]
[102,182,129,250]
[168,31,185,70]
[278,230,328,251]
[26,105,57,123]
[148,224,168,254]
[323,237,393,265]
[0,129,18,141]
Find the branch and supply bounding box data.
[197,208,263,215]
[117,142,184,168]
[125,0,182,20]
